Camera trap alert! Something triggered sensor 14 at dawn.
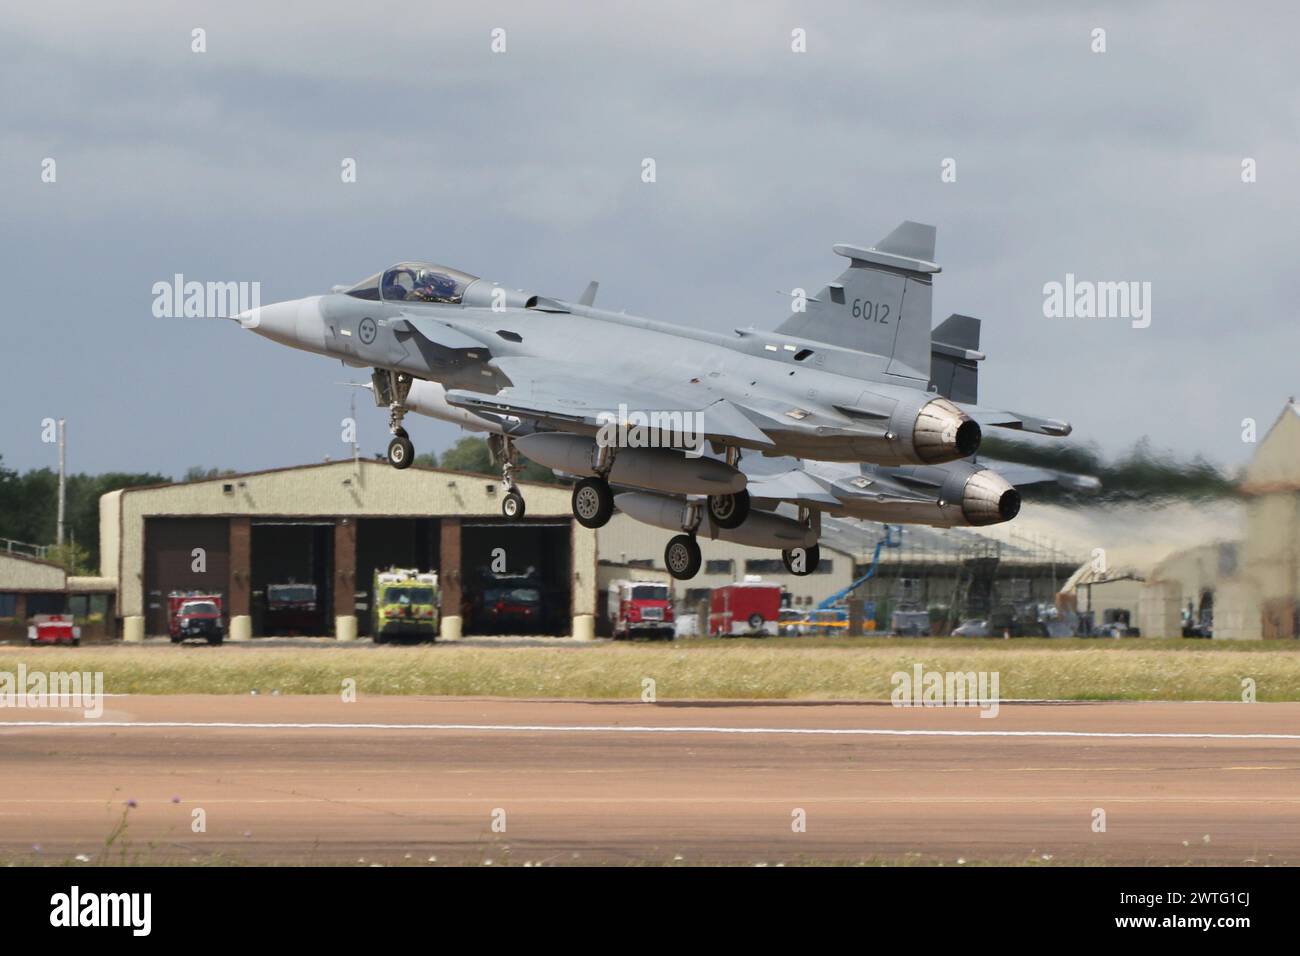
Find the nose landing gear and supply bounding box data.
[375,370,416,469]
[490,434,527,519]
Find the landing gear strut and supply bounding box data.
[374,369,415,469]
[490,434,526,519]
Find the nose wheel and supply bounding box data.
[781,544,820,576]
[491,435,528,518]
[572,477,614,529]
[502,490,526,519]
[373,370,417,470]
[387,435,414,469]
[665,534,702,580]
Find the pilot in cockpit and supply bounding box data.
[410,271,460,303]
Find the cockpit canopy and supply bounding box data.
[345,262,478,305]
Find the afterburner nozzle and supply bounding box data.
[961,469,1020,526]
[913,397,981,464]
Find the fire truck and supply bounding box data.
[709,579,781,637]
[372,569,439,643]
[606,579,675,640]
[265,582,319,635]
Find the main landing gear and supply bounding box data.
[570,442,617,529]
[572,477,614,528]
[707,446,750,529]
[706,489,750,529]
[665,534,702,580]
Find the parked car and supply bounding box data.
[169,597,224,645]
[951,618,989,638]
[480,584,543,633]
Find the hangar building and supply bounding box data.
[0,549,116,642]
[1056,399,1300,639]
[99,460,597,638]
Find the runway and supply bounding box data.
[2,696,1298,865]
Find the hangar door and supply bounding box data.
[354,518,440,637]
[461,520,571,635]
[250,521,334,636]
[143,517,230,635]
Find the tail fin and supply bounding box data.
[929,313,981,403]
[775,221,938,382]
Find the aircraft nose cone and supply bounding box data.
[241,297,325,351]
[239,299,295,336]
[961,469,1019,526]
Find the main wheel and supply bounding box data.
[501,490,526,518]
[781,544,820,576]
[707,490,750,529]
[664,534,702,580]
[387,435,414,469]
[747,613,764,630]
[572,477,614,528]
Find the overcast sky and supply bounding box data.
[3,1,1297,478]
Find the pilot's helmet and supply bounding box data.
[421,272,457,298]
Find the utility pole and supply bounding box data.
[56,419,67,547]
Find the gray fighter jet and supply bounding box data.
[607,313,1090,578]
[237,222,1070,565]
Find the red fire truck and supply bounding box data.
[606,579,675,640]
[709,579,782,637]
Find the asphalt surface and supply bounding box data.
[2,697,1298,865]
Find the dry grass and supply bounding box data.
[2,637,1298,701]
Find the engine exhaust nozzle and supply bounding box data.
[961,469,1020,526]
[913,397,981,464]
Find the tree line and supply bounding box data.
[1,435,1234,573]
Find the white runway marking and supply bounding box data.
[0,720,1298,741]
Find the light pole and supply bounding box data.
[56,419,67,547]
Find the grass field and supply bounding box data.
[3,637,1298,701]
